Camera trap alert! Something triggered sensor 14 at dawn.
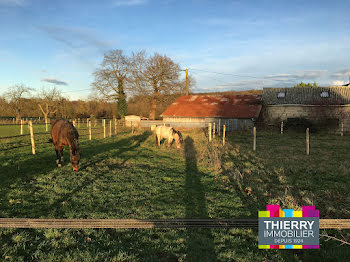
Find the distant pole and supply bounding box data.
[186,68,189,96]
[253,127,256,151]
[306,128,310,155]
[223,125,226,146]
[29,121,36,155]
[208,123,212,142]
[89,120,92,140]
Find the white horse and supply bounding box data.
[154,125,183,149]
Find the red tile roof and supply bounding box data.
[161,95,262,119]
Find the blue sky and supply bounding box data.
[1,0,350,99]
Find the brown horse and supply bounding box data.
[50,119,81,171]
[154,125,183,149]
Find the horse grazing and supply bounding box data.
[50,119,81,171]
[154,125,183,149]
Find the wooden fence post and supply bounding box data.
[20,119,23,135]
[281,121,284,134]
[213,123,216,139]
[341,122,344,137]
[223,124,226,146]
[114,118,117,135]
[87,118,89,127]
[89,120,92,140]
[45,117,49,132]
[103,119,106,138]
[218,119,221,136]
[253,127,256,151]
[109,120,112,137]
[29,121,36,155]
[208,123,212,142]
[306,128,310,155]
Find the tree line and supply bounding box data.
[0,49,194,122]
[0,86,185,122]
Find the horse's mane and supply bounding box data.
[172,128,183,142]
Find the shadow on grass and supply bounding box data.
[38,132,153,217]
[184,136,217,262]
[0,132,152,218]
[80,131,152,170]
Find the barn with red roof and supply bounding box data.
[161,94,262,130]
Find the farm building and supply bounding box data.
[262,86,350,132]
[125,115,141,127]
[161,94,262,130]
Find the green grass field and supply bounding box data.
[0,125,349,261]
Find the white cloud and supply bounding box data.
[330,68,350,78]
[113,0,148,7]
[218,80,263,90]
[331,80,345,86]
[264,70,327,80]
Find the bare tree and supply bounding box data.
[130,52,181,119]
[37,86,62,129]
[4,84,33,122]
[92,49,130,118]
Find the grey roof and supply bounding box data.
[262,87,350,105]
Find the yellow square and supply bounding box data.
[294,211,303,217]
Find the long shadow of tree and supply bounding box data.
[184,136,217,262]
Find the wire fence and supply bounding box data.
[0,118,135,153]
[1,117,349,156]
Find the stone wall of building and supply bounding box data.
[263,105,350,132]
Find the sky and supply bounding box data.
[1,0,350,99]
